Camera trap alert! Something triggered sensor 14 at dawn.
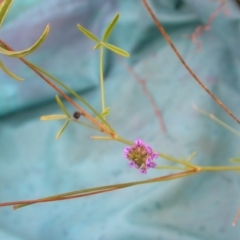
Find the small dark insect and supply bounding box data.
[73,111,81,119]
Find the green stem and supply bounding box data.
[200,165,240,171]
[115,136,134,145]
[12,169,196,209]
[155,166,186,171]
[158,153,185,165]
[71,119,99,130]
[91,136,113,140]
[193,105,240,137]
[100,46,106,117]
[29,62,114,132]
[115,136,192,168]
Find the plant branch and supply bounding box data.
[142,0,240,125]
[0,39,116,137]
[0,169,196,209]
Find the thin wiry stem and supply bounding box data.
[142,0,240,125]
[0,169,196,209]
[100,46,106,117]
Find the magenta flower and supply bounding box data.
[124,139,158,174]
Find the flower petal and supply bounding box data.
[135,139,143,145]
[128,161,137,168]
[147,162,157,168]
[146,146,153,153]
[140,168,147,174]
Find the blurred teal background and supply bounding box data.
[1,0,240,239]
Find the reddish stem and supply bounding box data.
[0,169,197,209]
[0,39,115,137]
[142,0,240,125]
[119,59,167,134]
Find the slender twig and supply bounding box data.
[119,59,167,134]
[1,161,240,209]
[0,169,196,208]
[193,104,240,137]
[142,0,240,125]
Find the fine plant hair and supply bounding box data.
[1,0,240,226]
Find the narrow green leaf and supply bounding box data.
[101,107,110,117]
[186,152,197,162]
[96,107,110,121]
[229,157,240,163]
[103,13,119,42]
[28,62,115,132]
[91,136,112,140]
[0,24,50,57]
[102,43,130,57]
[40,115,68,121]
[0,0,13,27]
[77,24,99,42]
[229,159,239,163]
[55,95,70,118]
[0,59,23,81]
[56,120,69,139]
[93,42,101,50]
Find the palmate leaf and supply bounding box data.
[0,59,23,81]
[0,24,50,57]
[77,13,129,59]
[77,24,99,42]
[102,42,130,57]
[102,13,119,42]
[0,0,13,27]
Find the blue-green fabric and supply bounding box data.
[1,0,240,239]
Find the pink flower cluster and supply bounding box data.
[124,139,158,174]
